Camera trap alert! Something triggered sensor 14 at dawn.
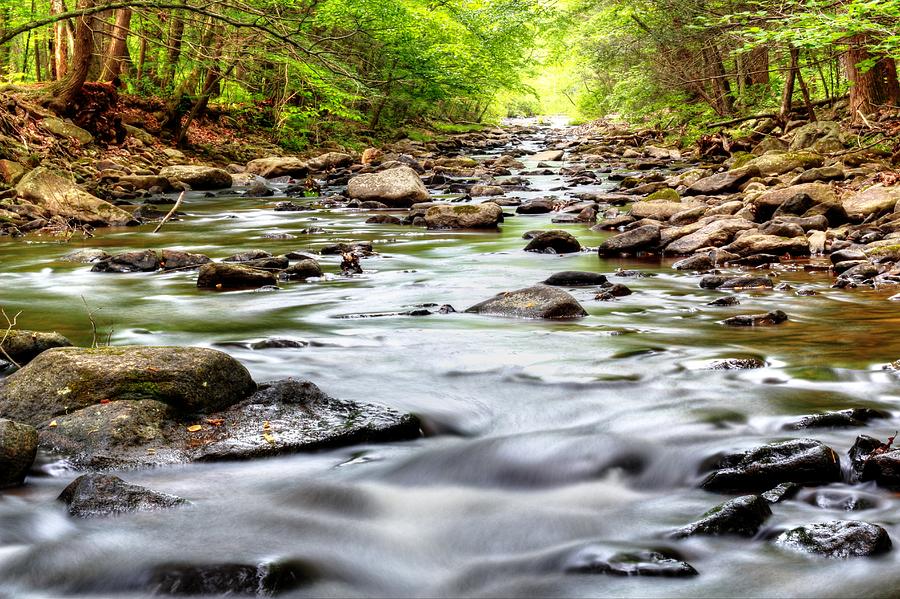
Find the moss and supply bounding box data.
[453,205,481,214]
[645,188,680,202]
[866,244,900,256]
[730,152,753,169]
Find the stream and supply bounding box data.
[2,122,900,597]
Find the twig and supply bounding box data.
[81,296,101,349]
[153,191,185,233]
[858,110,874,130]
[0,308,22,369]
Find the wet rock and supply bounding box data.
[320,242,374,256]
[347,166,429,207]
[246,157,309,179]
[425,203,503,229]
[241,256,290,271]
[831,249,866,264]
[273,201,307,212]
[279,259,323,281]
[699,275,729,289]
[672,254,714,271]
[0,419,38,488]
[147,559,314,595]
[701,439,841,492]
[704,276,774,290]
[159,166,232,191]
[524,230,582,254]
[707,358,766,370]
[774,521,891,558]
[16,167,137,227]
[762,482,801,503]
[0,346,256,426]
[58,473,188,517]
[854,443,900,490]
[597,225,660,256]
[470,184,504,197]
[671,495,771,538]
[91,250,160,273]
[664,219,755,255]
[848,435,883,481]
[366,215,402,225]
[197,263,278,290]
[722,310,788,326]
[516,199,556,214]
[722,234,810,258]
[595,283,632,300]
[801,488,880,512]
[224,250,272,262]
[685,165,759,196]
[0,330,73,365]
[707,296,740,306]
[60,248,111,263]
[307,152,352,172]
[249,339,308,350]
[160,250,211,271]
[532,149,564,161]
[784,409,889,430]
[542,271,608,287]
[565,548,698,577]
[466,285,587,320]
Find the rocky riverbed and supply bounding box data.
[2,115,900,597]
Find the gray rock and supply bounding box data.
[524,230,582,254]
[843,185,900,220]
[722,234,810,257]
[564,548,698,577]
[425,203,503,229]
[60,249,111,263]
[91,250,160,273]
[279,259,323,281]
[722,310,788,326]
[672,254,714,271]
[16,167,136,227]
[0,330,72,365]
[159,165,233,190]
[0,419,37,488]
[784,409,889,430]
[671,495,771,538]
[542,271,609,286]
[197,263,278,290]
[160,250,212,271]
[701,439,841,492]
[466,285,587,320]
[664,219,755,255]
[774,521,891,558]
[58,474,188,517]
[347,166,429,207]
[597,225,660,256]
[685,165,760,196]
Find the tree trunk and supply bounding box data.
[51,0,69,79]
[702,45,734,116]
[793,48,816,122]
[100,8,132,81]
[159,11,184,86]
[843,34,900,121]
[46,0,95,113]
[747,46,770,85]
[0,6,10,78]
[780,47,798,122]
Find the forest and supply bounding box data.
[2,1,900,598]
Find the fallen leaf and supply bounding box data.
[205,418,225,426]
[49,420,58,428]
[99,399,111,404]
[263,432,275,444]
[187,424,202,432]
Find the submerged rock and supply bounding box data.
[197,263,278,290]
[523,230,582,254]
[672,495,771,538]
[58,474,188,517]
[701,439,841,492]
[722,310,788,326]
[565,548,698,577]
[784,409,889,430]
[774,521,891,558]
[91,250,160,273]
[0,330,72,365]
[279,259,323,281]
[147,559,314,595]
[0,346,256,426]
[466,285,588,320]
[0,419,38,488]
[542,271,609,287]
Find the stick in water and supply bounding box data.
[153,191,185,233]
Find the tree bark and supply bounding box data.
[51,0,69,79]
[46,0,95,112]
[159,10,184,86]
[843,34,900,121]
[100,8,131,81]
[702,44,734,116]
[780,47,798,122]
[747,46,770,86]
[0,6,10,78]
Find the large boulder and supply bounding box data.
[0,330,72,365]
[197,262,278,290]
[159,165,232,190]
[751,183,838,220]
[42,117,93,145]
[0,346,256,426]
[664,219,755,255]
[424,203,503,229]
[789,121,844,153]
[597,225,660,256]
[672,495,771,538]
[466,285,588,320]
[842,185,900,220]
[15,167,137,227]
[630,200,690,221]
[701,439,841,492]
[246,157,309,179]
[306,152,353,172]
[0,419,38,488]
[685,165,760,196]
[722,234,811,257]
[744,151,824,176]
[774,521,891,558]
[347,166,429,207]
[58,473,188,517]
[523,230,582,254]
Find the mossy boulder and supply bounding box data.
[645,188,680,202]
[0,329,72,365]
[424,202,503,229]
[466,285,588,320]
[744,151,824,176]
[0,418,38,487]
[0,346,256,426]
[15,167,137,227]
[159,165,232,190]
[41,118,93,145]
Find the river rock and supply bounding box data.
[542,271,609,286]
[470,185,504,197]
[701,439,841,492]
[712,276,774,290]
[0,419,38,488]
[784,409,889,430]
[722,310,788,326]
[597,225,660,256]
[279,259,323,281]
[160,250,212,270]
[60,248,111,263]
[774,521,891,558]
[671,495,771,538]
[524,230,582,254]
[15,167,137,227]
[159,166,232,191]
[630,200,688,221]
[41,117,93,145]
[424,203,503,229]
[722,234,810,257]
[197,263,278,290]
[246,157,309,178]
[685,165,760,196]
[347,166,429,207]
[789,121,844,152]
[842,185,900,220]
[58,473,188,517]
[790,166,845,185]
[752,183,838,220]
[532,150,564,162]
[517,199,556,214]
[744,151,824,176]
[672,254,714,271]
[241,256,290,270]
[223,250,272,262]
[0,330,72,365]
[564,548,698,577]
[146,559,313,596]
[854,444,900,489]
[0,346,256,427]
[306,152,352,172]
[664,219,756,255]
[466,285,588,319]
[91,250,160,273]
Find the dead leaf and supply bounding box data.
[187,424,202,432]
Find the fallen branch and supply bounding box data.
[153,191,185,233]
[706,96,848,128]
[0,308,23,369]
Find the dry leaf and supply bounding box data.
[263,432,275,444]
[49,420,58,428]
[187,424,202,432]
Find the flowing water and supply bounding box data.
[2,124,900,597]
